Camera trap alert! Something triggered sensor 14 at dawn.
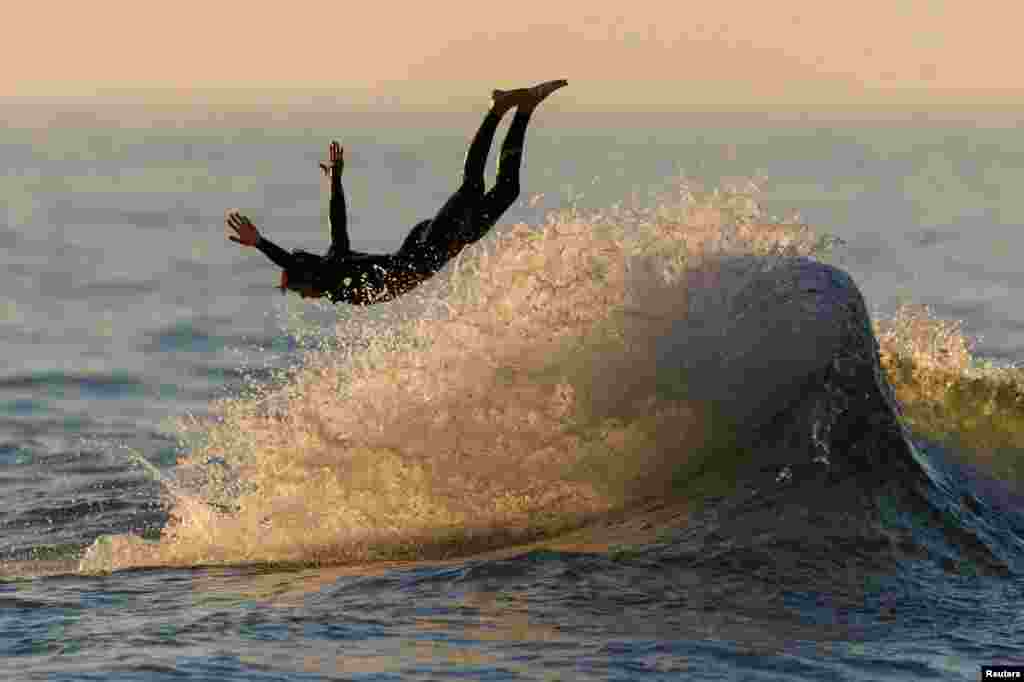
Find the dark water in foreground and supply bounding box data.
[4,498,1023,680]
[2,112,1024,678]
[1,562,1015,680]
[4,439,1023,680]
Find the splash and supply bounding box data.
[80,174,844,572]
[877,304,1024,489]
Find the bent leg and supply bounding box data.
[405,100,511,260]
[467,83,564,242]
[405,84,561,264]
[460,96,519,189]
[473,106,533,236]
[414,106,535,259]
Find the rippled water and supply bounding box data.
[4,518,1023,680]
[2,110,1024,679]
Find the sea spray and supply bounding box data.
[81,174,844,572]
[877,304,1024,489]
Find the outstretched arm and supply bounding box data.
[226,210,295,270]
[320,140,350,259]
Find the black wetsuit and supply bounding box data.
[255,103,534,305]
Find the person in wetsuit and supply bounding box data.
[225,79,568,305]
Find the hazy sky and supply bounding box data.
[5,0,1023,111]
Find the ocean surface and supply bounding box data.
[1,106,1023,679]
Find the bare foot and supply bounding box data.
[491,79,568,110]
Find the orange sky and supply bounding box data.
[4,0,1022,111]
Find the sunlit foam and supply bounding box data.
[82,174,848,572]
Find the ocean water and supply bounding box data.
[1,107,1023,679]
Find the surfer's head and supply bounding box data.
[280,251,325,299]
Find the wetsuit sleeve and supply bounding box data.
[325,170,350,260]
[254,235,295,270]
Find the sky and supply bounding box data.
[4,0,1023,113]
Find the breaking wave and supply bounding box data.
[79,174,1024,575]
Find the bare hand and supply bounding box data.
[226,210,260,247]
[319,140,344,179]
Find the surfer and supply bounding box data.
[225,79,568,305]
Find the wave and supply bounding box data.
[73,175,1024,580]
